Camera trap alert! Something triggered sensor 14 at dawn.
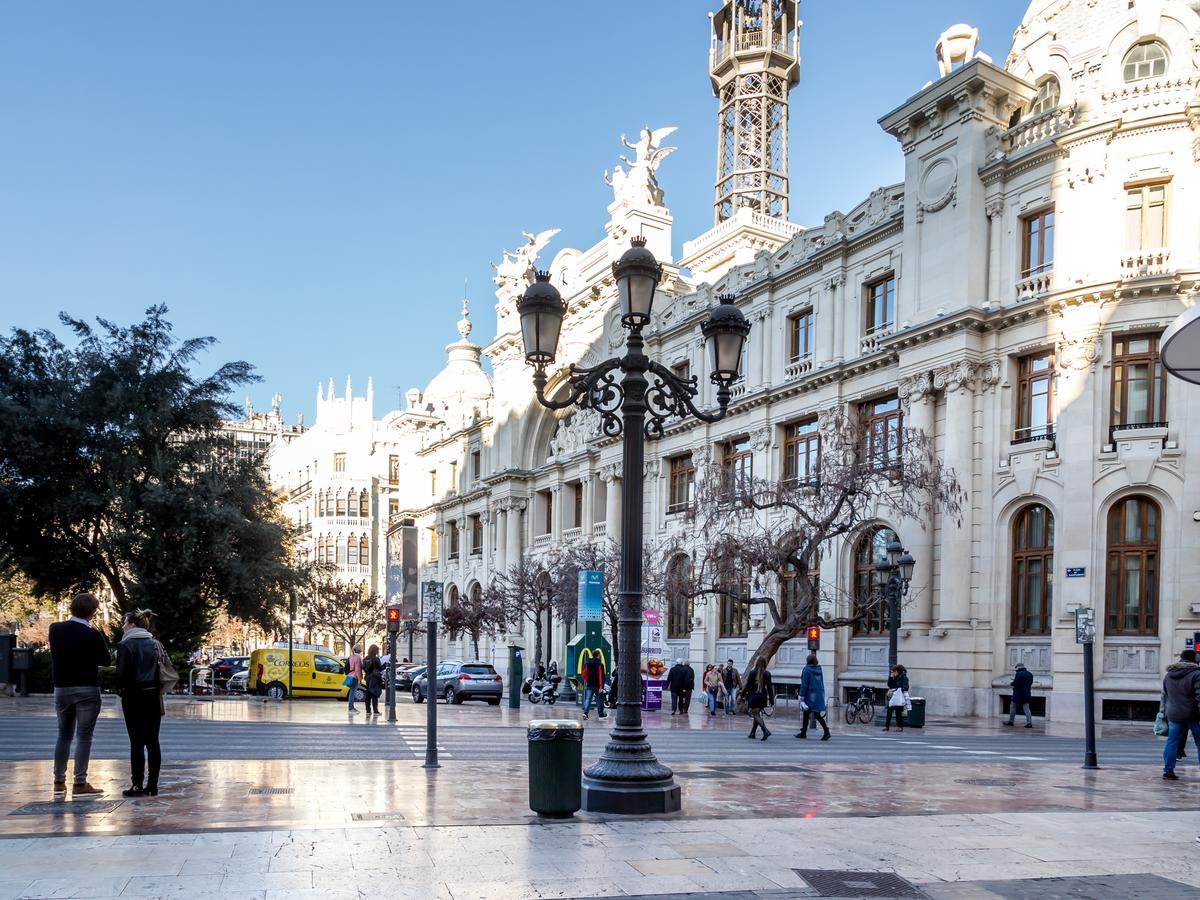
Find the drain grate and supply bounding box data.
[351,812,408,822]
[955,778,1017,787]
[796,869,927,898]
[248,787,294,795]
[10,800,123,816]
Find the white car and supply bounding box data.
[226,670,249,693]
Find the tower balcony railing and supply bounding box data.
[1001,105,1076,155]
[1101,77,1198,118]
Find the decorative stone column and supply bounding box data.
[985,197,1004,308]
[933,361,981,628]
[824,272,845,364]
[550,486,563,543]
[899,371,935,629]
[602,464,621,546]
[581,474,594,536]
[505,499,525,566]
[495,505,508,575]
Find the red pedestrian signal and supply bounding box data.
[806,626,820,651]
[386,606,401,633]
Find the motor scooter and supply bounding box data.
[524,674,560,704]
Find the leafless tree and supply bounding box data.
[490,555,559,668]
[659,409,965,679]
[303,579,385,654]
[442,584,506,661]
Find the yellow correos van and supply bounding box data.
[247,648,350,700]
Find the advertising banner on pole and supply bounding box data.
[578,570,603,622]
[385,531,403,609]
[421,580,444,623]
[640,608,667,710]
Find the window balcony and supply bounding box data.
[784,356,813,380]
[860,326,893,355]
[592,523,607,540]
[562,526,583,543]
[1121,248,1171,280]
[533,534,552,550]
[1012,424,1056,447]
[1015,270,1053,302]
[289,481,312,500]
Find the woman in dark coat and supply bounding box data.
[796,654,831,740]
[884,664,909,732]
[362,645,384,717]
[745,658,774,741]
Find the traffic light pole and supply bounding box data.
[424,620,439,769]
[386,631,397,723]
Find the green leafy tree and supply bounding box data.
[0,306,303,654]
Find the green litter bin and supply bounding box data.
[906,696,926,728]
[527,719,583,817]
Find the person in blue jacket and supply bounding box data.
[795,654,831,740]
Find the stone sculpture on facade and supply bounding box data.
[548,407,602,460]
[492,228,561,323]
[604,126,678,209]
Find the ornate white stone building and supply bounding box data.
[272,0,1200,721]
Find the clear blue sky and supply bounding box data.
[0,1,1025,423]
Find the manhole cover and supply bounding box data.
[248,787,294,795]
[10,800,123,816]
[796,869,926,898]
[351,812,408,821]
[955,778,1017,787]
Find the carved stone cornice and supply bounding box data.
[933,359,981,395]
[599,463,621,483]
[898,371,934,410]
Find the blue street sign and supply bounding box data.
[1066,567,1086,578]
[578,570,603,621]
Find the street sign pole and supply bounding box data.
[1076,607,1099,770]
[422,581,442,770]
[287,592,295,702]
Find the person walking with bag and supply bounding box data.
[703,664,724,716]
[581,654,607,720]
[796,654,831,740]
[114,610,165,797]
[1161,649,1200,780]
[884,664,909,732]
[345,645,363,715]
[745,658,773,740]
[1004,663,1034,728]
[48,592,112,796]
[362,645,383,717]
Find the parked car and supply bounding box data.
[211,656,249,686]
[412,661,502,705]
[397,665,425,692]
[227,670,248,693]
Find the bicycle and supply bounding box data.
[844,684,876,725]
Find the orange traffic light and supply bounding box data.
[806,626,820,651]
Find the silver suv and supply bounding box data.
[412,661,503,705]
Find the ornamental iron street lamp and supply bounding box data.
[516,237,750,814]
[873,543,916,669]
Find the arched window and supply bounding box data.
[666,555,693,639]
[447,585,460,610]
[852,525,898,635]
[1011,504,1054,635]
[360,535,369,565]
[347,535,359,566]
[1123,41,1168,82]
[359,491,369,518]
[1028,76,1060,116]
[336,494,346,517]
[1106,496,1160,634]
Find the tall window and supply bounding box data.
[359,491,369,518]
[783,418,819,484]
[347,535,359,566]
[667,453,695,513]
[1021,209,1055,277]
[1123,40,1168,82]
[571,482,583,529]
[388,455,399,485]
[718,566,750,638]
[788,308,814,362]
[852,526,898,635]
[1012,504,1054,635]
[469,514,483,555]
[450,461,458,492]
[721,436,753,499]
[779,555,820,621]
[538,490,553,535]
[670,360,691,381]
[1016,352,1055,441]
[861,397,903,468]
[448,520,460,559]
[430,470,437,497]
[336,539,347,566]
[333,452,346,473]
[1112,333,1166,429]
[360,535,368,565]
[666,555,693,639]
[866,275,896,335]
[1125,183,1168,250]
[1028,76,1061,116]
[428,526,439,561]
[336,494,347,516]
[471,449,481,481]
[1106,496,1160,635]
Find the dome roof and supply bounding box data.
[421,299,493,416]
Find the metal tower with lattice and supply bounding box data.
[709,0,801,223]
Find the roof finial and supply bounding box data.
[458,286,472,340]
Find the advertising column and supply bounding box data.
[640,609,667,710]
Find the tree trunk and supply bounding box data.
[472,635,480,661]
[533,618,543,668]
[743,623,796,684]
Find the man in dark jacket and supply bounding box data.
[48,593,112,795]
[680,661,696,714]
[1005,663,1035,728]
[581,655,607,720]
[1162,649,1200,779]
[666,660,686,715]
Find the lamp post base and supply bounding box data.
[582,774,681,815]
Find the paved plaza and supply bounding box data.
[1,696,1199,898]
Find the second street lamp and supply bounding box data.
[516,237,750,814]
[874,542,915,669]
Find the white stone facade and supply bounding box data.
[271,0,1200,720]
